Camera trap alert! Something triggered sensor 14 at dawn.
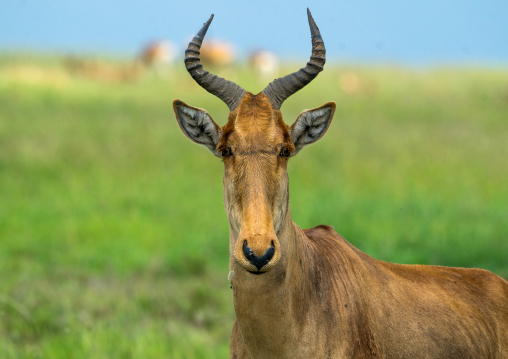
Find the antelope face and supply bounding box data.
[174,96,335,274]
[219,93,292,273]
[173,9,335,274]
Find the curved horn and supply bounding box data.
[185,15,246,111]
[262,9,326,109]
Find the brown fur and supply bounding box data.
[176,92,508,358]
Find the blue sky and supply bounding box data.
[1,0,507,66]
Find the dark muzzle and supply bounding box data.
[243,240,275,271]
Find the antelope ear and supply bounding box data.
[289,102,336,155]
[174,99,222,155]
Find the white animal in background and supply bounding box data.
[248,50,279,79]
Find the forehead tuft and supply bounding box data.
[234,93,285,143]
[236,93,273,132]
[219,93,293,151]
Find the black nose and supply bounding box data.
[243,240,275,271]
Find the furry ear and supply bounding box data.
[289,102,336,155]
[173,99,221,155]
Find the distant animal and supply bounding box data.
[173,9,508,359]
[248,50,279,78]
[338,70,363,95]
[64,57,141,83]
[198,38,235,67]
[138,40,176,67]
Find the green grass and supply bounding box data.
[0,56,507,357]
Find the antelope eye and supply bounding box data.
[221,147,232,157]
[279,147,290,157]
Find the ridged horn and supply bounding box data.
[185,14,246,111]
[262,8,326,109]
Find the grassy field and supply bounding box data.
[0,55,507,358]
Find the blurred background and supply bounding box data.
[1,0,507,357]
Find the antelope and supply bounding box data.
[139,40,176,67]
[64,57,141,83]
[173,9,508,359]
[199,38,236,67]
[248,49,279,79]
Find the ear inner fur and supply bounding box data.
[289,102,336,154]
[173,99,221,154]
